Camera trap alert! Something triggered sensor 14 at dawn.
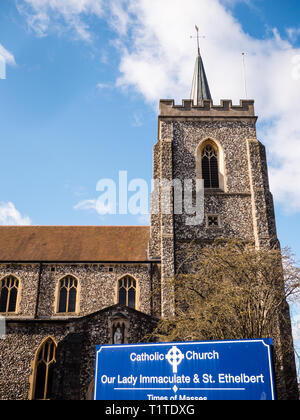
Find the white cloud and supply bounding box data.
[292,319,300,342]
[291,308,300,346]
[0,202,31,226]
[96,82,113,90]
[74,198,113,216]
[74,199,97,211]
[0,44,16,66]
[287,27,300,43]
[132,112,143,127]
[109,0,131,36]
[17,0,105,41]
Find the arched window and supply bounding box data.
[57,276,78,313]
[32,337,57,400]
[118,276,137,309]
[0,275,19,314]
[201,143,219,188]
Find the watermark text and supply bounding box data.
[76,172,205,226]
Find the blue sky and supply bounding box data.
[0,0,300,373]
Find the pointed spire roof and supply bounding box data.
[190,52,212,105]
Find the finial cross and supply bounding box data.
[190,25,205,56]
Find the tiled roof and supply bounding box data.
[0,226,150,262]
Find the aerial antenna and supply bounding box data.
[242,52,248,99]
[190,25,205,56]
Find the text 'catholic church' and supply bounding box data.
[0,45,298,400]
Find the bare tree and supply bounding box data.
[154,240,299,341]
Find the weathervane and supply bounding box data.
[190,25,205,56]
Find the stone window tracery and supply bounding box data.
[118,276,136,309]
[31,337,57,400]
[201,144,219,188]
[0,275,19,314]
[57,275,78,313]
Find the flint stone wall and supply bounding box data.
[0,263,160,319]
[0,305,157,400]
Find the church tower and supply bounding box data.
[149,47,277,309]
[148,45,298,399]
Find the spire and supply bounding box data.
[190,26,212,105]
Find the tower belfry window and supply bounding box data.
[202,144,219,189]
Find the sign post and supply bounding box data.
[94,339,275,401]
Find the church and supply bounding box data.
[0,46,298,400]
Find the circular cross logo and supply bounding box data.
[166,346,184,373]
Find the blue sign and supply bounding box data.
[94,339,275,401]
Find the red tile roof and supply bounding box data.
[0,226,150,262]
